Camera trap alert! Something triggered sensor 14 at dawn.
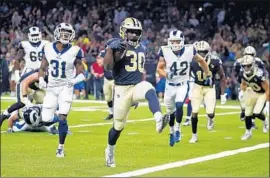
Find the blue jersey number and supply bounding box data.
[50,60,66,78]
[170,61,188,76]
[30,51,43,61]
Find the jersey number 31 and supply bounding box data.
[50,60,66,78]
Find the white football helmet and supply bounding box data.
[168,30,185,51]
[243,46,256,57]
[241,55,255,75]
[23,106,42,127]
[54,23,75,44]
[196,41,211,58]
[28,26,42,43]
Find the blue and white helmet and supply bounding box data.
[54,23,75,44]
[23,105,42,127]
[168,30,185,51]
[28,26,42,43]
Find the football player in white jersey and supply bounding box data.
[14,26,49,80]
[157,30,212,147]
[6,105,58,134]
[38,23,85,157]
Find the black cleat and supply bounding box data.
[104,114,113,120]
[0,114,8,127]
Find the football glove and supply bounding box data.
[107,39,127,51]
[23,96,33,107]
[204,75,213,86]
[39,77,47,89]
[220,93,227,105]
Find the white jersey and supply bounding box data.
[43,42,84,87]
[160,44,196,83]
[20,40,49,71]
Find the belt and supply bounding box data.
[168,81,186,86]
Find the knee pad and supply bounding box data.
[207,113,215,119]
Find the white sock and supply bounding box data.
[154,112,162,122]
[186,116,191,121]
[108,107,113,115]
[58,144,64,149]
[246,129,251,134]
[169,126,174,134]
[3,110,9,116]
[175,122,180,131]
[107,144,115,152]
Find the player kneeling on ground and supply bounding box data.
[103,17,169,167]
[240,55,269,140]
[189,41,226,143]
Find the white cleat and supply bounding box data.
[241,131,252,140]
[105,148,116,167]
[263,119,269,133]
[182,120,191,126]
[56,148,65,158]
[189,134,198,143]
[207,118,214,130]
[156,114,169,133]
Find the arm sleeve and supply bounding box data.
[76,48,84,59]
[158,47,164,57]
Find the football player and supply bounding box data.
[38,23,85,157]
[14,26,49,80]
[157,32,212,147]
[0,69,46,127]
[6,105,58,134]
[240,55,269,140]
[103,17,169,167]
[233,46,267,127]
[189,41,227,143]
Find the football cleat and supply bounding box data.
[182,119,191,126]
[189,134,198,143]
[56,148,65,157]
[175,130,181,142]
[105,148,116,167]
[0,114,8,127]
[241,131,252,140]
[169,133,175,147]
[207,118,214,130]
[104,114,113,120]
[156,114,169,133]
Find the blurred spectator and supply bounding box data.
[91,55,104,100]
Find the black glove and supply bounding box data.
[204,75,213,87]
[107,39,127,52]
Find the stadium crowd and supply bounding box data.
[0,0,269,100]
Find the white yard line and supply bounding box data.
[1,96,241,109]
[103,143,269,177]
[69,111,240,128]
[0,112,240,133]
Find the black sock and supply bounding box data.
[240,109,245,118]
[145,89,161,114]
[58,119,68,144]
[108,100,113,108]
[169,112,175,127]
[191,115,198,134]
[245,116,252,130]
[108,127,122,145]
[253,113,265,121]
[7,101,25,114]
[175,106,183,124]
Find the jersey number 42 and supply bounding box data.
[170,61,188,76]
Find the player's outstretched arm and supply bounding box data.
[7,111,19,130]
[38,56,49,89]
[104,48,114,71]
[194,54,210,76]
[157,56,167,78]
[71,58,86,85]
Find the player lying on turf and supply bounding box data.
[6,104,58,134]
[0,69,46,127]
[239,55,269,140]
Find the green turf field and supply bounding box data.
[1,98,269,177]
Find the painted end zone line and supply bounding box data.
[104,143,269,177]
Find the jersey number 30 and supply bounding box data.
[50,60,66,78]
[125,51,145,72]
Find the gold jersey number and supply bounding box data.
[196,71,212,81]
[125,50,145,73]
